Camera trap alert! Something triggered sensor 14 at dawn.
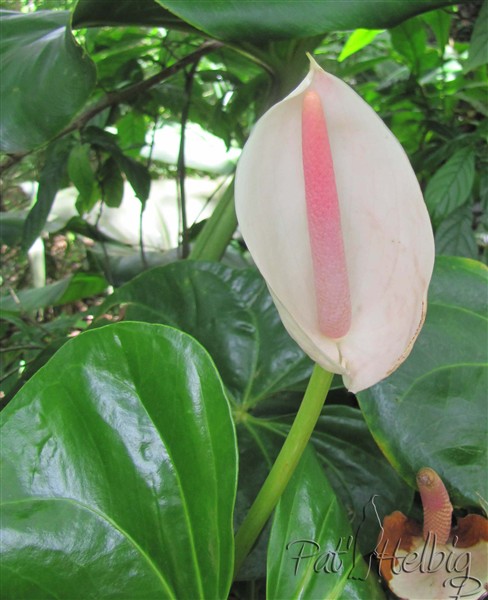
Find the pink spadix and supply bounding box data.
[417,467,453,545]
[301,90,351,339]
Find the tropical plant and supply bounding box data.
[1,1,486,598]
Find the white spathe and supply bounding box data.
[235,58,435,392]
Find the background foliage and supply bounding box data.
[1,1,487,598]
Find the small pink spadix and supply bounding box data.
[301,90,351,339]
[417,467,453,545]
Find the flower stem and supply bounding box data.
[233,363,333,576]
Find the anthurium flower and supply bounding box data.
[235,57,435,392]
[377,468,488,600]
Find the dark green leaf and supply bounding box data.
[68,143,95,201]
[98,261,313,405]
[425,148,476,225]
[82,126,150,204]
[267,447,385,599]
[358,257,488,509]
[465,0,488,72]
[0,272,108,314]
[100,157,124,208]
[0,210,28,246]
[22,137,72,251]
[0,10,96,153]
[83,125,120,153]
[72,0,197,33]
[1,322,237,599]
[310,407,414,551]
[238,405,413,560]
[435,204,478,259]
[115,153,151,204]
[157,0,460,42]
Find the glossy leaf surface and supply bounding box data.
[99,262,412,536]
[0,10,96,153]
[157,0,459,41]
[1,322,237,599]
[267,446,385,599]
[99,261,314,405]
[359,257,488,508]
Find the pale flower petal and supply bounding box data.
[235,58,435,392]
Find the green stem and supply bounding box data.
[189,178,237,261]
[233,363,333,576]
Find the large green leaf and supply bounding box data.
[98,261,314,405]
[0,10,96,153]
[1,322,237,599]
[267,446,385,599]
[157,0,459,42]
[72,0,196,33]
[358,257,488,509]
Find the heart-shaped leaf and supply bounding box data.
[359,257,488,509]
[1,322,237,599]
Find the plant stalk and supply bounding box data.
[189,178,237,262]
[233,363,333,576]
